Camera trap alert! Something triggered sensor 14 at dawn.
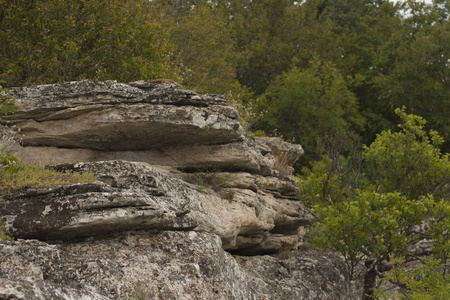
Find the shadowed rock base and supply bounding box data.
[0,232,352,300]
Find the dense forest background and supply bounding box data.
[1,0,449,168]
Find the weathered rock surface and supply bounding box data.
[2,80,303,176]
[2,80,241,150]
[0,80,354,299]
[236,245,352,299]
[0,232,351,300]
[2,160,312,255]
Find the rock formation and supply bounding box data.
[0,80,353,299]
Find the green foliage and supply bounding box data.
[0,81,16,116]
[0,151,20,172]
[318,0,401,75]
[374,1,450,151]
[226,94,264,132]
[150,1,247,96]
[228,0,341,96]
[2,0,449,155]
[0,80,15,240]
[0,227,12,241]
[0,0,181,86]
[374,256,450,300]
[300,109,450,298]
[256,57,364,166]
[224,0,295,95]
[365,107,449,201]
[310,190,434,277]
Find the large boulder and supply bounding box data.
[2,80,242,150]
[1,80,303,176]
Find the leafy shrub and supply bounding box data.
[0,81,16,115]
[374,256,450,300]
[0,80,17,240]
[300,108,450,299]
[0,151,21,172]
[0,1,181,86]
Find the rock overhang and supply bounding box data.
[2,80,243,150]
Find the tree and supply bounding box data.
[374,256,450,299]
[0,0,181,86]
[300,108,450,299]
[374,0,450,152]
[149,0,248,96]
[227,0,341,96]
[254,57,364,167]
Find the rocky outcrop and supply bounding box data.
[0,80,353,299]
[2,80,303,176]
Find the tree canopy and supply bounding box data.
[0,0,181,86]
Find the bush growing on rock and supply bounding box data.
[0,82,96,195]
[374,256,450,300]
[0,81,16,240]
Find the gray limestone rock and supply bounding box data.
[0,232,352,300]
[3,80,242,150]
[1,80,303,176]
[1,160,313,254]
[0,80,354,299]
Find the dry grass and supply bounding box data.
[192,171,234,193]
[274,151,292,177]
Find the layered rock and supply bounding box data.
[2,160,312,255]
[3,80,239,149]
[0,80,355,299]
[2,80,303,176]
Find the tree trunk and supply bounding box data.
[362,267,377,300]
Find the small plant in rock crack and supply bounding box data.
[274,150,292,177]
[191,171,235,195]
[122,282,147,300]
[220,190,236,201]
